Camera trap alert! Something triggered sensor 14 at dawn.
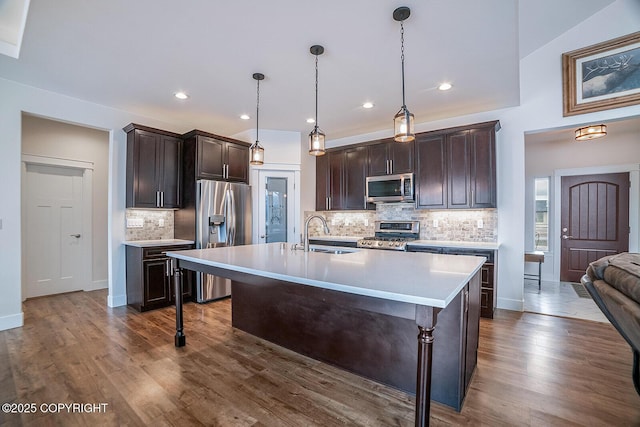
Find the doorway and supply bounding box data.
[23,160,91,298]
[257,170,297,243]
[560,172,630,282]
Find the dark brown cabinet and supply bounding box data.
[415,134,447,209]
[316,146,369,211]
[416,121,498,209]
[126,244,194,312]
[182,130,250,184]
[316,150,345,211]
[407,245,497,319]
[124,124,182,209]
[367,138,414,176]
[447,127,497,209]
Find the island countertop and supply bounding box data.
[167,242,485,308]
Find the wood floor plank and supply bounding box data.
[1,290,639,426]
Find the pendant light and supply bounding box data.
[309,45,326,156]
[249,73,265,165]
[393,6,415,143]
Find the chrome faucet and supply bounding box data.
[303,214,330,252]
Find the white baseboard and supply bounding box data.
[0,312,24,331]
[497,297,523,312]
[85,279,108,292]
[108,293,127,307]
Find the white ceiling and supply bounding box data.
[0,0,617,140]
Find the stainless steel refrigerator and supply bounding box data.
[195,180,252,302]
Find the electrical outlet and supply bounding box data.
[433,219,439,228]
[477,219,484,229]
[345,219,351,226]
[158,218,165,227]
[364,218,369,226]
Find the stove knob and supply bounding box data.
[377,241,383,247]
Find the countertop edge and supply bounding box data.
[123,239,195,248]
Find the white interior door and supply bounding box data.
[25,164,85,298]
[257,170,296,243]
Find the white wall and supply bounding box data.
[326,0,640,311]
[0,77,185,330]
[21,114,110,288]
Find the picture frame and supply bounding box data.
[562,31,640,116]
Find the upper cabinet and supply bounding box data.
[316,145,369,211]
[182,130,250,183]
[415,134,447,209]
[183,130,249,183]
[416,121,498,209]
[124,124,182,209]
[368,138,414,176]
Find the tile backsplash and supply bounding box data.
[125,210,174,241]
[306,204,497,242]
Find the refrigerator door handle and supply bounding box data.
[228,188,237,245]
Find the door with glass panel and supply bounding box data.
[258,171,296,243]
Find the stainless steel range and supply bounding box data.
[357,220,420,251]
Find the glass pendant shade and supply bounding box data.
[394,106,415,142]
[250,141,264,165]
[308,127,326,156]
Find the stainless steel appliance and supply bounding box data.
[357,220,419,251]
[195,180,252,301]
[365,173,414,203]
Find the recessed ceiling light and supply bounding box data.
[362,102,374,109]
[306,118,315,124]
[438,82,452,91]
[240,114,250,120]
[174,92,189,99]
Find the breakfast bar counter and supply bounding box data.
[167,243,485,426]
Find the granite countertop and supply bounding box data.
[409,240,500,251]
[123,239,195,248]
[167,242,484,307]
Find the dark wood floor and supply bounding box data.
[1,289,639,426]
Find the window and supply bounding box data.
[534,177,549,251]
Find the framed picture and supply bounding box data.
[562,31,640,116]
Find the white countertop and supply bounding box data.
[123,239,195,248]
[167,242,484,308]
[409,240,499,251]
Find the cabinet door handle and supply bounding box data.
[389,159,393,174]
[160,191,164,207]
[165,259,171,277]
[386,160,390,174]
[325,197,329,211]
[156,191,160,207]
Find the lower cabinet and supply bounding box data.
[408,246,497,319]
[126,244,194,312]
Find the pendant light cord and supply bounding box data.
[314,54,319,131]
[255,78,260,142]
[400,21,406,109]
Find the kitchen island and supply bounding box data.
[167,243,484,427]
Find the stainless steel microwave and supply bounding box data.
[366,173,414,203]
